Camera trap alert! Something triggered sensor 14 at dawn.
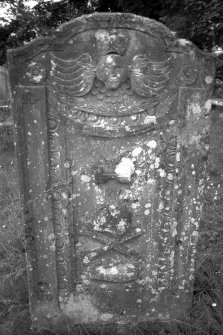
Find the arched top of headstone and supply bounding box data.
[9,13,176,55]
[7,13,214,65]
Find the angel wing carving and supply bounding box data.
[52,53,96,97]
[130,55,173,97]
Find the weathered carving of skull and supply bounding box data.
[96,54,128,89]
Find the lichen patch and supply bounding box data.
[115,157,135,181]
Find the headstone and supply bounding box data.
[0,66,12,151]
[8,13,215,330]
[0,65,10,122]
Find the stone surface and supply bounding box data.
[0,66,10,113]
[0,66,12,152]
[8,13,215,330]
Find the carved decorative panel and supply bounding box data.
[8,13,215,329]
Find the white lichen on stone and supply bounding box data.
[204,99,213,114]
[146,140,157,149]
[83,256,90,264]
[81,175,91,183]
[158,202,164,210]
[155,157,160,168]
[47,233,55,241]
[144,116,157,125]
[158,169,166,177]
[115,157,135,182]
[117,220,127,232]
[132,147,142,157]
[131,202,139,209]
[145,203,151,208]
[97,266,118,276]
[204,76,213,84]
[167,173,174,180]
[178,38,192,46]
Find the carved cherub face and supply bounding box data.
[96,54,128,89]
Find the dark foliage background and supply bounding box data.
[0,0,223,65]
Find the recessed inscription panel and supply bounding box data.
[61,129,177,319]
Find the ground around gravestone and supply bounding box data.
[0,107,223,334]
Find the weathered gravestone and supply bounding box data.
[0,66,12,151]
[0,65,10,114]
[8,13,215,330]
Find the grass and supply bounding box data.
[1,149,223,335]
[0,149,28,334]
